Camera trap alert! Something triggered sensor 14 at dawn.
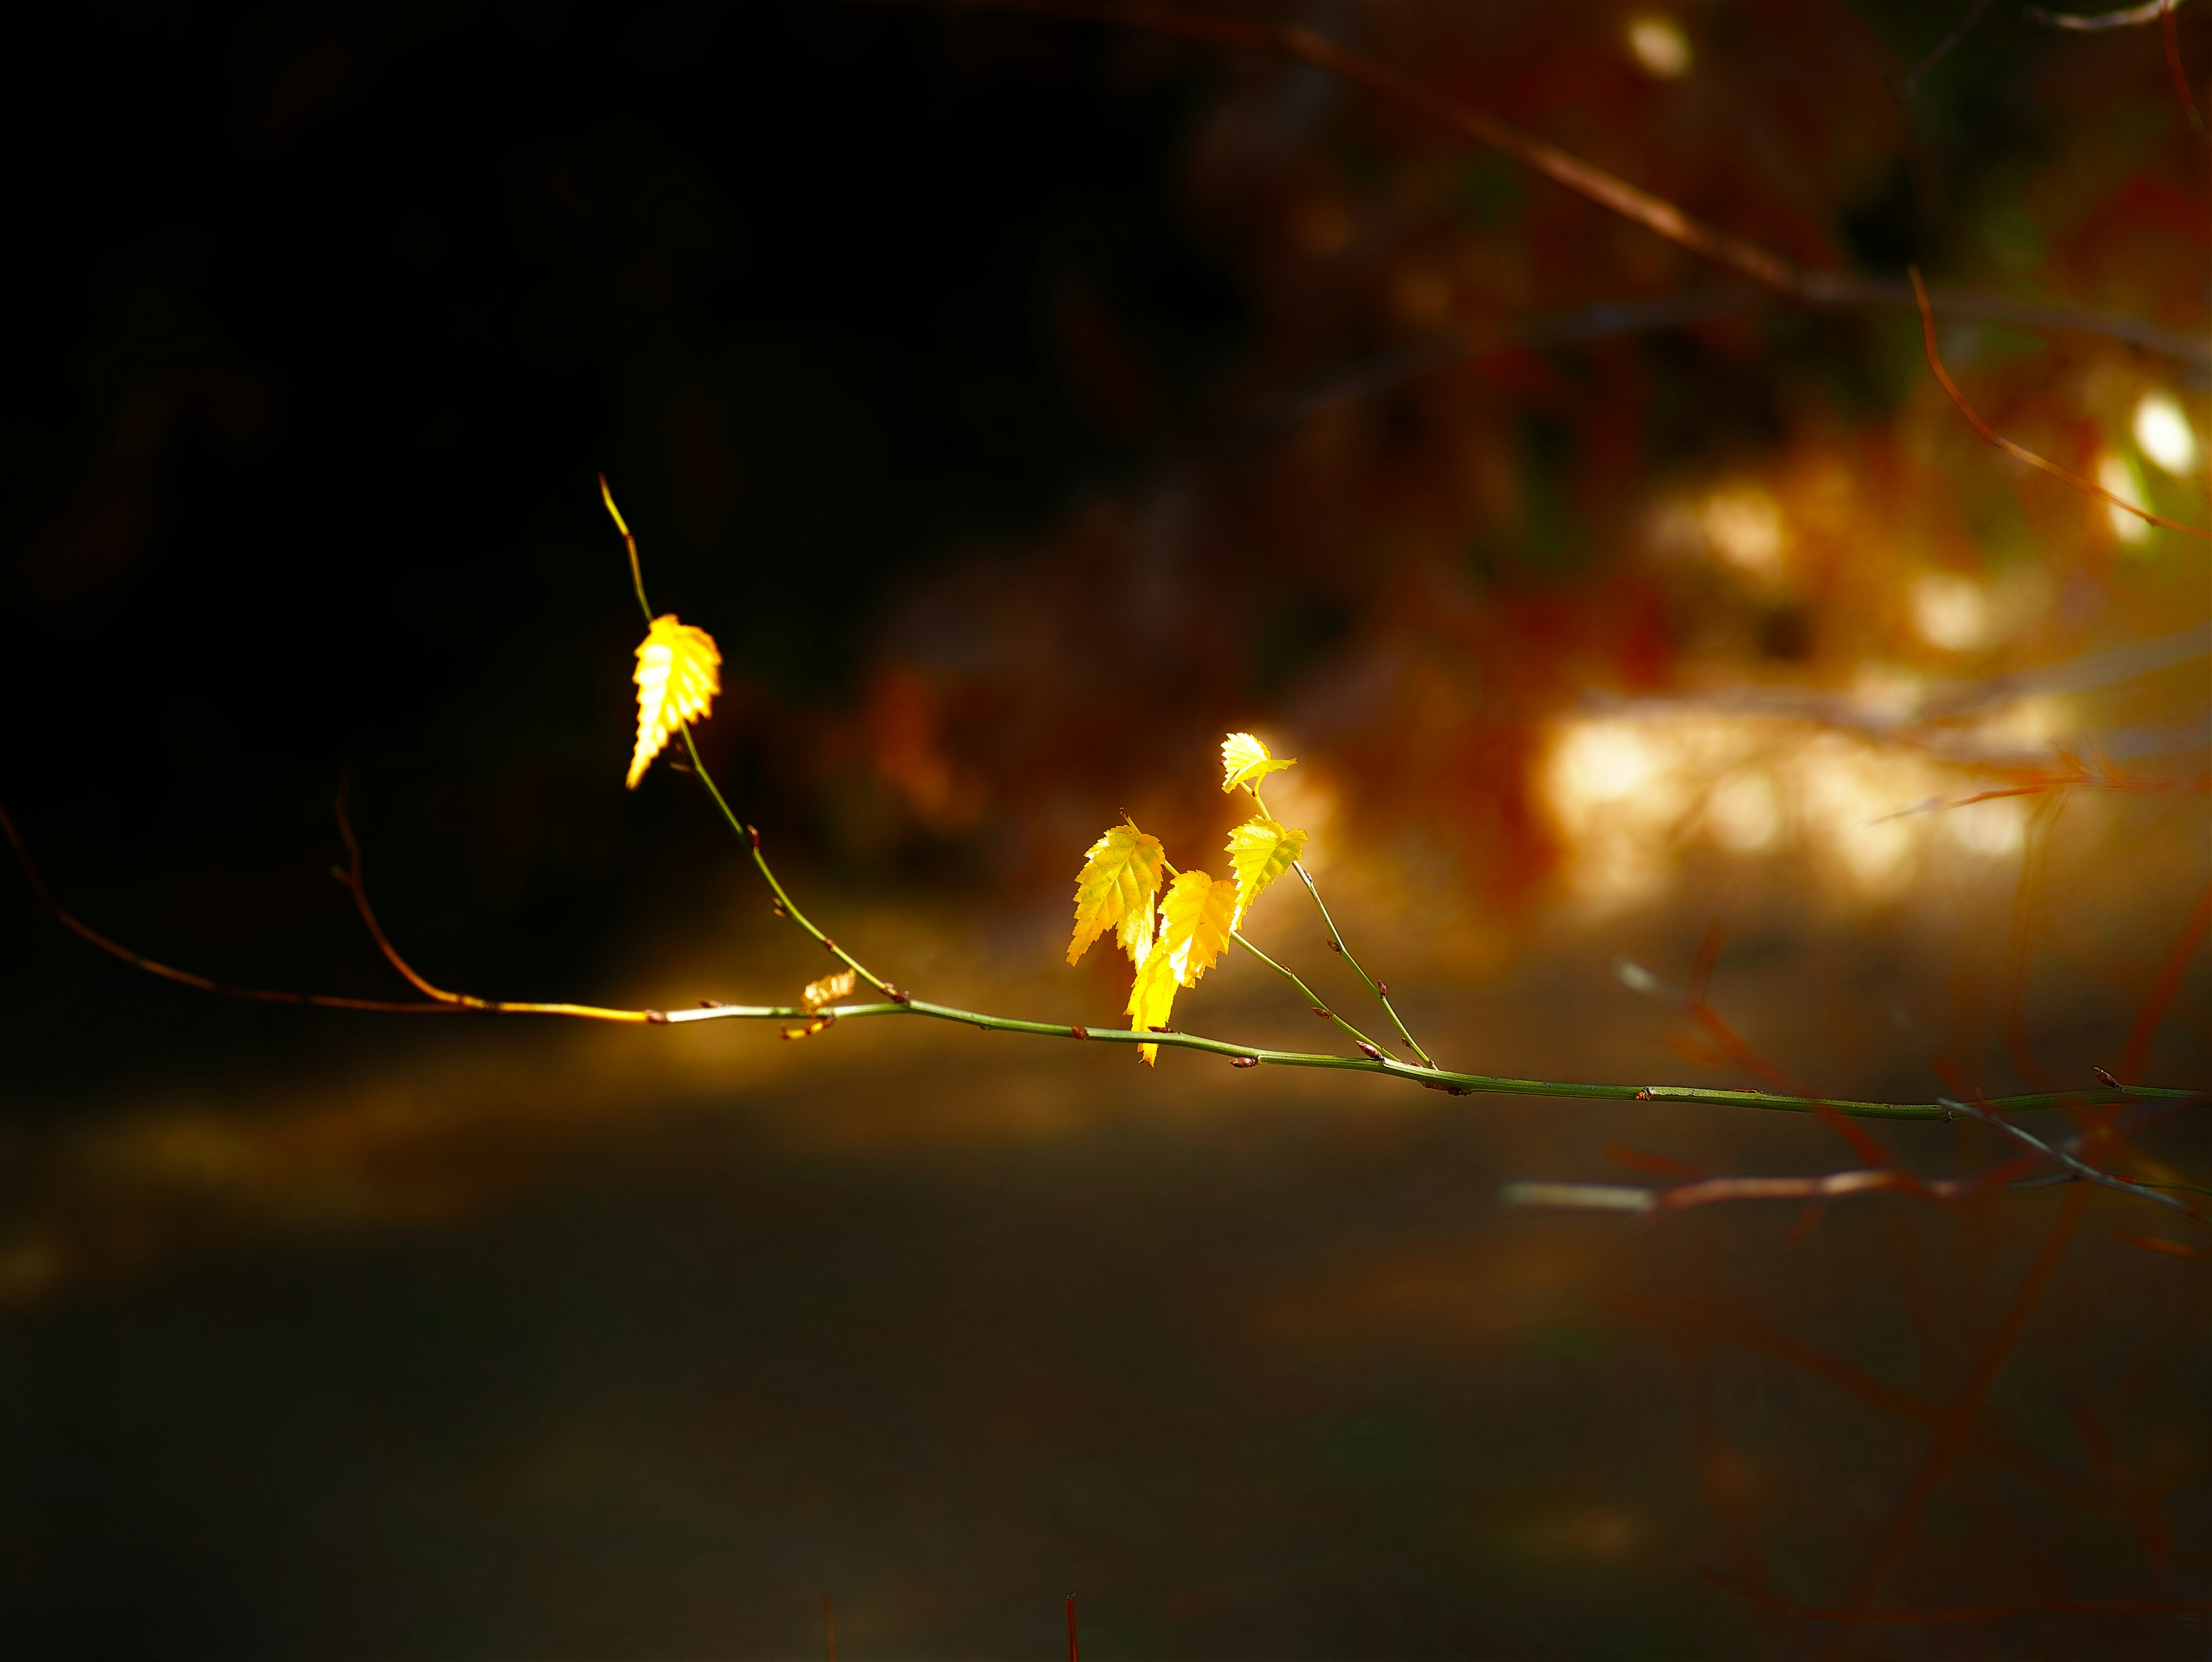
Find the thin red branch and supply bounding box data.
[2120,875,2212,1081]
[1910,268,2212,540]
[2164,0,2209,137]
[0,797,657,1025]
[1706,1568,2212,1624]
[942,0,1804,293]
[1604,1294,2112,1513]
[1832,1186,2092,1634]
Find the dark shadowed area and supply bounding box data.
[3,2,2209,1657]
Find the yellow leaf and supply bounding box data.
[1225,816,1307,930]
[1221,730,1298,793]
[627,615,722,789]
[1067,822,1166,968]
[1125,869,1236,1063]
[802,969,855,1012]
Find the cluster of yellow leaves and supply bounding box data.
[1066,734,1308,1064]
[627,615,722,789]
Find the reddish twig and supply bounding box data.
[2115,1231,2210,1258]
[0,796,660,1024]
[1606,1294,2114,1513]
[937,0,1802,293]
[1909,267,2212,541]
[1680,923,1895,1171]
[2165,0,2211,137]
[1831,1186,2092,1638]
[1706,1568,2212,1624]
[2120,876,2212,1081]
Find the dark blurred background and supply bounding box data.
[2,1,2209,1656]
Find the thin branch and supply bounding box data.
[1243,778,1433,1067]
[2025,0,2182,29]
[1,797,654,1024]
[1607,1293,2119,1512]
[902,1,2212,370]
[1702,1569,2212,1624]
[2164,0,2210,135]
[1910,267,2212,541]
[599,472,655,626]
[1943,1096,2206,1218]
[934,0,1800,292]
[1289,860,1434,1066]
[19,790,2201,1117]
[1892,0,1997,99]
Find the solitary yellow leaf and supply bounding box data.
[1068,823,1167,968]
[1126,869,1236,1063]
[1221,731,1297,793]
[802,969,856,1012]
[1225,816,1307,930]
[627,615,722,788]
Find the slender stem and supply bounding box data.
[1289,860,1436,1067]
[1245,785,1426,1063]
[661,995,2200,1122]
[600,475,897,1000]
[600,474,655,624]
[1169,845,1395,1061]
[1228,924,1398,1061]
[1942,1096,2205,1219]
[676,725,897,998]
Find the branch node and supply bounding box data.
[1312,1006,1333,1020]
[1421,1079,1472,1095]
[1230,1055,1259,1068]
[2094,1066,2121,1088]
[645,1009,669,1024]
[1635,1087,1654,1100]
[1070,1024,1088,1040]
[744,823,761,850]
[1356,1040,1384,1061]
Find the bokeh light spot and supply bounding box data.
[1700,486,1786,582]
[1626,16,1691,77]
[1910,573,1991,652]
[2133,390,2199,476]
[1706,771,1780,854]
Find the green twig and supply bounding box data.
[1288,860,1435,1067]
[660,994,2198,1123]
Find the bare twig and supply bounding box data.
[2026,0,2182,30]
[1945,1096,2204,1217]
[1910,267,2212,540]
[1,796,656,1024]
[1892,0,1997,99]
[895,1,2212,369]
[1703,1568,2212,1624]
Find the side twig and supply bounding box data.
[1909,267,2212,542]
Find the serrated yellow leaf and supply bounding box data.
[1225,816,1307,930]
[1221,730,1297,793]
[627,614,722,789]
[802,969,855,1012]
[1126,868,1236,1064]
[1067,822,1166,968]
